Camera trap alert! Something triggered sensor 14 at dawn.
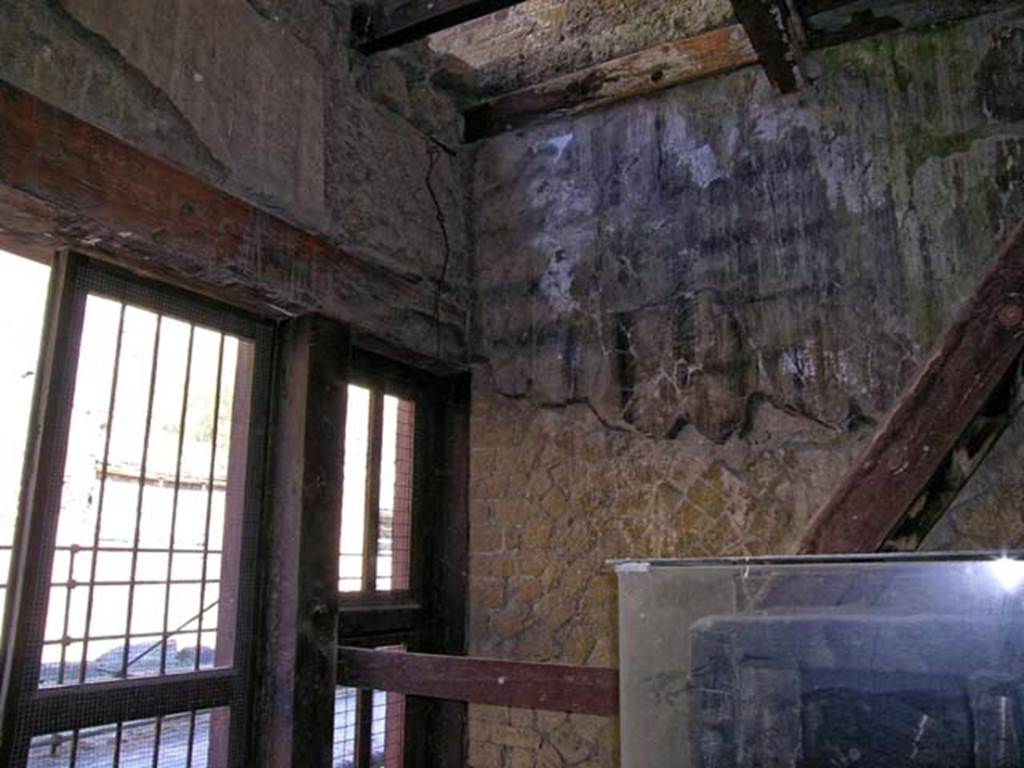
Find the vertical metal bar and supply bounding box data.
[112,722,122,768]
[78,302,127,684]
[362,390,384,592]
[121,315,162,678]
[151,716,162,768]
[0,252,89,768]
[161,325,195,676]
[195,335,225,669]
[56,547,75,684]
[356,688,373,768]
[69,728,79,768]
[186,710,197,768]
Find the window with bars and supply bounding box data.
[0,253,272,768]
[334,375,423,768]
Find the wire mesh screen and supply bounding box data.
[375,398,414,593]
[0,251,52,651]
[26,707,229,767]
[40,295,251,687]
[332,688,405,768]
[333,686,358,767]
[338,386,415,594]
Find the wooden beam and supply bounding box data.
[353,0,529,53]
[464,24,758,141]
[801,220,1024,554]
[337,647,619,716]
[258,316,349,768]
[730,0,805,93]
[0,79,465,364]
[883,355,1024,551]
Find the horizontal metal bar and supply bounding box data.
[47,579,220,588]
[28,669,236,734]
[337,647,618,716]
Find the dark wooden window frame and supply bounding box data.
[0,251,275,767]
[338,350,471,768]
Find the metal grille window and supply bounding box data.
[334,369,426,768]
[26,707,228,768]
[0,254,272,768]
[338,387,414,595]
[333,658,405,768]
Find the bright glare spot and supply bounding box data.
[989,557,1024,592]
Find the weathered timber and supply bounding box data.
[0,79,465,364]
[337,647,619,716]
[353,0,529,53]
[463,24,758,142]
[258,316,349,768]
[730,0,805,92]
[801,220,1024,554]
[882,354,1024,551]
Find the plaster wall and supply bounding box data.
[0,0,473,361]
[466,8,1024,766]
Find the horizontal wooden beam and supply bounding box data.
[31,669,235,733]
[353,0,529,53]
[0,79,465,364]
[337,647,618,716]
[464,24,758,141]
[801,220,1024,554]
[730,0,804,93]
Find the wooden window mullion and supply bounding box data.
[362,390,384,592]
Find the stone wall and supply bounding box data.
[0,0,473,361]
[466,8,1024,766]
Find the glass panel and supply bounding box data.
[27,707,229,767]
[41,294,252,687]
[0,250,51,647]
[616,553,1024,768]
[339,386,370,593]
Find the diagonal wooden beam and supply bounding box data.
[353,0,529,53]
[729,0,806,93]
[464,24,758,142]
[801,220,1024,554]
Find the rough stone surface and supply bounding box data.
[0,0,473,361]
[467,9,1024,766]
[430,0,734,97]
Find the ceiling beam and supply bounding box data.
[353,0,529,53]
[800,220,1024,554]
[464,24,758,142]
[0,79,466,367]
[729,0,806,93]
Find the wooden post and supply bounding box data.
[257,315,349,768]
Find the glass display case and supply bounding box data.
[615,553,1024,768]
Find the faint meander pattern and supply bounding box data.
[40,294,252,687]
